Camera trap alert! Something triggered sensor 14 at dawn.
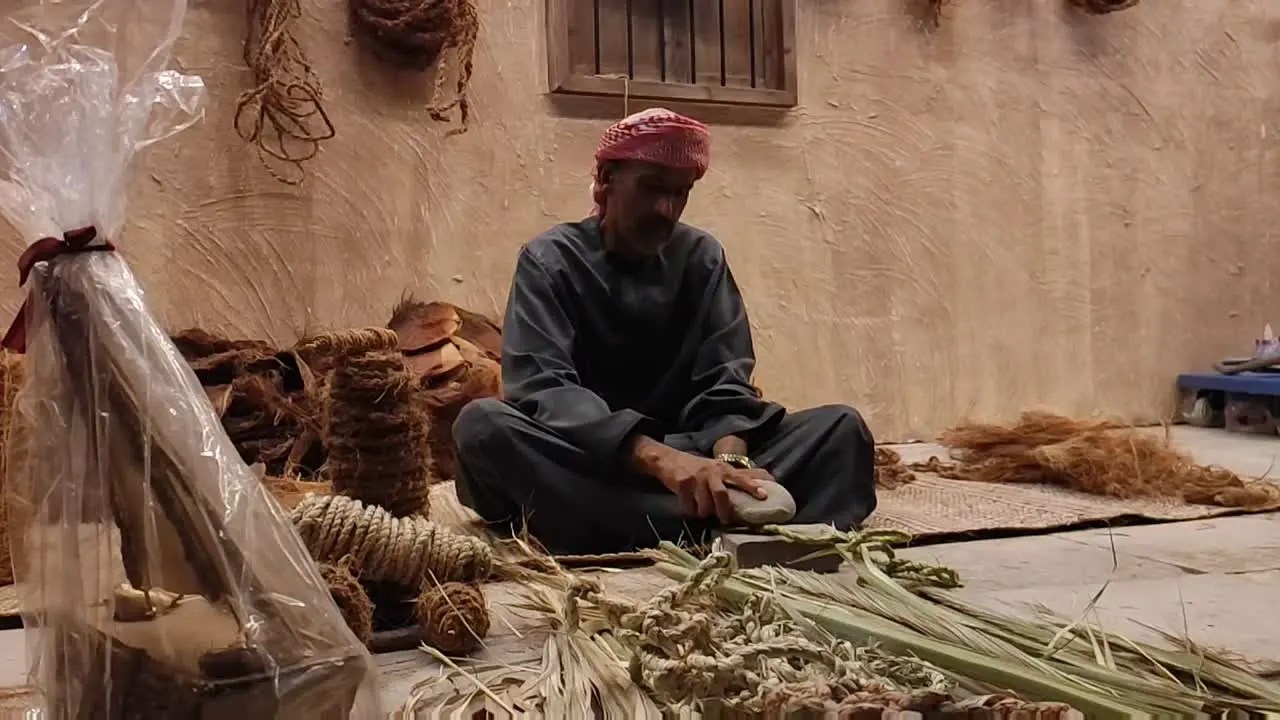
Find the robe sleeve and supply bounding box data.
[500,248,663,466]
[678,245,786,456]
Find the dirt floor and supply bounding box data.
[0,426,1276,715]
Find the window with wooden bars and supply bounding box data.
[546,1,798,108]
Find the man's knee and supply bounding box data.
[812,404,874,449]
[453,398,516,458]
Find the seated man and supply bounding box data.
[453,108,877,554]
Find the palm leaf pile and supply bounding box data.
[399,528,1280,719]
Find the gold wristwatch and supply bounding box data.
[716,452,754,470]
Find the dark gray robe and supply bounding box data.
[453,217,876,553]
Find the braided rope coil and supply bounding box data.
[292,493,492,586]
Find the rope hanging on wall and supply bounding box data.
[924,0,951,28]
[236,0,336,184]
[348,0,480,135]
[1069,0,1140,14]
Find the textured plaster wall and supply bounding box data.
[3,0,1278,441]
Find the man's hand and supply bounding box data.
[629,435,773,524]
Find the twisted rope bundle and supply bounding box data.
[564,554,958,715]
[236,0,335,184]
[292,493,492,585]
[348,0,480,134]
[294,328,400,373]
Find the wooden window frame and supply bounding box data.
[545,0,798,109]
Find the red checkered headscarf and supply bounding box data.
[591,108,711,215]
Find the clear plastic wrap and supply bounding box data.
[0,2,380,718]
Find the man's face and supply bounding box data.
[601,160,698,258]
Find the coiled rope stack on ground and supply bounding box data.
[324,349,432,517]
[347,0,480,134]
[292,493,492,585]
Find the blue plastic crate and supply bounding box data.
[1176,372,1280,397]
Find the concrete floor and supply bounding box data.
[0,426,1277,715]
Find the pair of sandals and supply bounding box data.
[1214,324,1280,375]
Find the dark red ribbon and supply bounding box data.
[2,226,114,354]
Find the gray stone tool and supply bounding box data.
[716,482,844,573]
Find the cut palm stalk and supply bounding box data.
[654,545,1180,719]
[735,532,1280,714]
[748,563,1210,715]
[779,566,1193,701]
[849,546,1235,712]
[920,588,1280,710]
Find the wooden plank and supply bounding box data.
[568,0,600,76]
[755,0,778,91]
[629,0,664,82]
[596,0,632,79]
[720,0,754,87]
[660,0,692,84]
[776,0,797,102]
[554,73,796,107]
[367,626,422,654]
[545,0,575,91]
[691,0,721,86]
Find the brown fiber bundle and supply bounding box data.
[348,0,480,132]
[218,356,324,476]
[0,350,25,585]
[318,556,375,645]
[415,581,488,655]
[1069,0,1139,14]
[173,328,326,478]
[235,0,335,183]
[171,327,274,360]
[874,447,916,489]
[325,350,432,517]
[924,411,1280,510]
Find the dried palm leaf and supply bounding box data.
[398,578,660,719]
[654,534,1280,718]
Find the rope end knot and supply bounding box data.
[2,225,114,354]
